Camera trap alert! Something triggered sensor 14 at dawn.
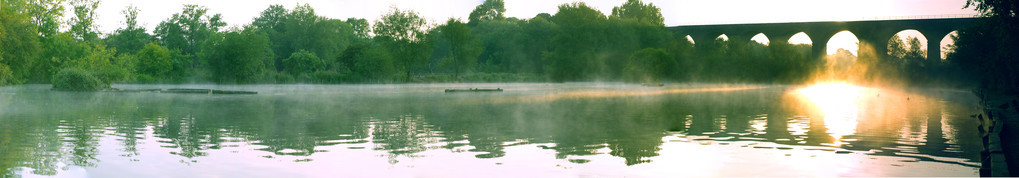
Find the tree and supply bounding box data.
[347,18,371,40]
[472,19,524,73]
[622,48,675,83]
[548,2,608,81]
[135,42,173,80]
[951,0,1019,90]
[251,5,288,34]
[887,34,907,60]
[468,0,506,25]
[519,15,557,74]
[339,43,395,81]
[252,4,353,72]
[353,46,396,82]
[610,0,664,26]
[438,19,481,78]
[3,0,66,38]
[68,0,100,41]
[154,5,226,67]
[107,5,151,55]
[374,7,433,81]
[0,11,43,84]
[204,29,272,83]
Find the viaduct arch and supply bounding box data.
[668,18,980,60]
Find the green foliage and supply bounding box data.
[0,64,16,86]
[204,29,272,83]
[154,4,225,67]
[31,33,88,83]
[284,50,325,75]
[374,7,434,81]
[347,18,371,40]
[65,43,134,84]
[438,19,482,78]
[623,48,675,83]
[0,11,42,84]
[351,44,397,82]
[51,68,105,91]
[548,2,608,81]
[106,5,150,55]
[252,4,353,72]
[472,19,523,73]
[3,0,66,38]
[68,0,99,41]
[610,0,664,26]
[468,0,506,25]
[136,42,173,79]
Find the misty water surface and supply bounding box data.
[0,83,982,177]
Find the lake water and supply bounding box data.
[0,83,983,177]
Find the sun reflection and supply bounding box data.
[796,82,864,145]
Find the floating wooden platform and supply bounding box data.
[165,88,258,94]
[106,88,257,94]
[445,88,503,93]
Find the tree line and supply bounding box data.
[0,0,987,89]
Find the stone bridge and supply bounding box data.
[668,17,981,60]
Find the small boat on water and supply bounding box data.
[445,88,503,93]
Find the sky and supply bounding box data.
[87,0,976,55]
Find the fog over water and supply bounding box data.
[0,83,983,177]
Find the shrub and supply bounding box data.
[52,68,106,91]
[284,50,325,75]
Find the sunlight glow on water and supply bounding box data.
[796,83,865,145]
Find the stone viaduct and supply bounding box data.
[668,17,981,60]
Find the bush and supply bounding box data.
[284,50,325,75]
[52,68,106,91]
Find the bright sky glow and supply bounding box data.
[827,31,860,55]
[89,0,976,34]
[789,32,812,45]
[751,33,770,45]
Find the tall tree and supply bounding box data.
[468,0,506,25]
[0,11,43,84]
[438,18,481,78]
[252,4,352,72]
[203,29,272,83]
[154,4,225,67]
[347,18,371,40]
[520,15,557,74]
[107,5,151,55]
[374,7,433,81]
[3,0,66,38]
[952,0,1019,90]
[610,0,664,26]
[548,2,608,81]
[68,0,100,41]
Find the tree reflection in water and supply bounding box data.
[0,84,984,176]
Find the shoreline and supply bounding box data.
[977,90,1019,176]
